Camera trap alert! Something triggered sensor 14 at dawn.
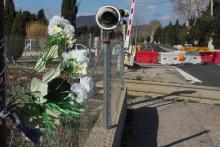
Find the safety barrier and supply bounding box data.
[159,52,181,65]
[200,52,214,63]
[184,52,201,64]
[213,51,220,64]
[134,50,220,65]
[135,51,158,64]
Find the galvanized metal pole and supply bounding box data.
[88,33,92,63]
[103,31,110,129]
[0,0,6,145]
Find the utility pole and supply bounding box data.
[0,0,6,146]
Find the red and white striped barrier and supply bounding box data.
[124,0,136,49]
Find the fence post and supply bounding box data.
[88,33,92,62]
[103,31,110,129]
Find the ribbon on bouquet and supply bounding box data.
[0,108,44,144]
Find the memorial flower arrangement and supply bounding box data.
[0,16,93,144]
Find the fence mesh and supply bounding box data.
[5,34,124,147]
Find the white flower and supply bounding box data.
[71,83,88,103]
[62,50,89,64]
[62,52,70,62]
[64,25,75,35]
[48,15,75,36]
[77,63,88,76]
[48,25,63,36]
[70,76,94,103]
[80,76,94,94]
[49,16,70,27]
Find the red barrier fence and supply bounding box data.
[135,51,158,64]
[213,52,220,64]
[200,52,214,63]
[134,51,220,65]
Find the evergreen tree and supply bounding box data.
[36,9,48,24]
[5,0,16,35]
[23,11,37,25]
[154,27,162,43]
[175,20,180,26]
[11,11,26,36]
[61,0,78,27]
[8,11,25,61]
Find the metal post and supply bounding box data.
[0,0,6,145]
[103,31,110,129]
[88,33,92,65]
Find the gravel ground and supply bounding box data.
[122,97,220,147]
[125,65,189,84]
[122,66,220,147]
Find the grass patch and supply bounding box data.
[134,76,143,81]
[175,99,185,102]
[186,99,199,103]
[144,95,153,99]
[214,103,220,106]
[127,95,138,99]
[172,98,199,103]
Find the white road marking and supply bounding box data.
[170,66,202,83]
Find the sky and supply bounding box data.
[13,0,176,26]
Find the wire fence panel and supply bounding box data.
[0,39,6,147]
[5,35,124,147]
[109,40,124,126]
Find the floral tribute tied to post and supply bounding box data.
[0,16,93,144]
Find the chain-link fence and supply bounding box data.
[4,34,124,147]
[0,39,6,147]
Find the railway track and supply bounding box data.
[125,79,220,104]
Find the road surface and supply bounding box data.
[176,64,220,87]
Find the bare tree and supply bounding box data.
[170,0,192,27]
[170,0,209,27]
[133,16,139,46]
[149,20,161,42]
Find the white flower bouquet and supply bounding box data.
[2,15,94,142]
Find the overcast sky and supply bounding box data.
[13,0,176,25]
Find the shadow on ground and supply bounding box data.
[121,90,198,147]
[121,107,159,147]
[162,130,209,147]
[128,90,196,107]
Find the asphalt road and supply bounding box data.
[144,43,167,52]
[176,64,220,87]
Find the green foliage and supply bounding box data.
[135,76,143,81]
[36,9,48,25]
[127,95,138,99]
[5,0,15,35]
[154,2,220,48]
[11,12,26,37]
[23,11,36,23]
[63,58,80,77]
[61,0,78,27]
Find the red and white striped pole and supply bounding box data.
[124,0,136,49]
